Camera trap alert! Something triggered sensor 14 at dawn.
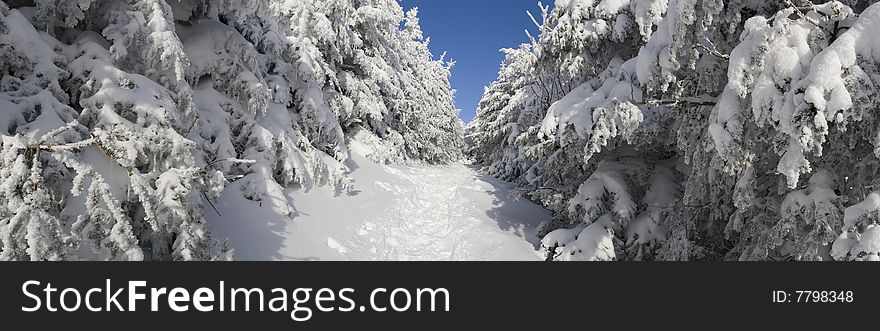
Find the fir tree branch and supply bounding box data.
[38,120,81,144]
[33,138,95,151]
[206,157,257,166]
[639,97,717,107]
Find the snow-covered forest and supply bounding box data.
[468,0,880,261]
[4,0,880,262]
[0,0,463,260]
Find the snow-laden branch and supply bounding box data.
[207,158,257,166]
[639,97,717,107]
[35,138,96,151]
[38,120,81,144]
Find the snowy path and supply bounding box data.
[209,154,550,261]
[332,165,538,260]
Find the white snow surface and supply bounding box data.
[208,148,550,261]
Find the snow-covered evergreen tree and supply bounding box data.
[470,0,880,261]
[0,0,462,260]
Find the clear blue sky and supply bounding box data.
[399,0,551,123]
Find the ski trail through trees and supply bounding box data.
[345,167,474,260]
[340,165,526,260]
[209,154,550,261]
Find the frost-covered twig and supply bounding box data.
[640,97,717,107]
[526,2,550,33]
[786,0,823,29]
[525,29,537,47]
[527,10,542,30]
[207,157,257,166]
[694,41,729,60]
[36,138,95,151]
[38,120,81,144]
